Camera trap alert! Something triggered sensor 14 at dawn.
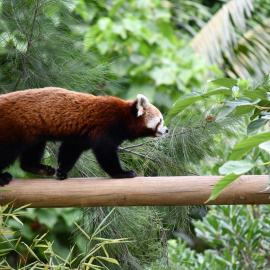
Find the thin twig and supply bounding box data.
[11,1,28,38]
[119,147,199,176]
[151,206,169,267]
[0,86,8,94]
[13,0,40,91]
[121,122,215,150]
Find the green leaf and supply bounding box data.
[209,78,237,89]
[261,172,270,192]
[247,119,268,136]
[234,105,254,117]
[23,242,41,262]
[217,98,257,119]
[219,160,254,175]
[261,112,270,120]
[97,17,112,31]
[96,256,120,265]
[243,89,268,101]
[206,173,240,203]
[259,141,270,153]
[229,132,270,160]
[149,66,176,86]
[232,86,239,93]
[108,0,126,17]
[225,97,257,108]
[214,255,232,266]
[36,209,57,229]
[165,88,232,124]
[216,106,235,120]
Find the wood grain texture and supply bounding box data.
[0,175,269,208]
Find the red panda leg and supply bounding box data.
[56,142,87,180]
[0,144,22,186]
[92,141,137,178]
[20,141,55,176]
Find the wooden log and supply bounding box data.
[0,175,269,208]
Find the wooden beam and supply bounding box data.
[0,175,269,208]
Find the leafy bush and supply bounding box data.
[164,205,270,270]
[164,76,270,201]
[79,0,209,109]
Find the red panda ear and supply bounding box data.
[136,94,149,117]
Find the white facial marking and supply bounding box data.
[146,116,160,129]
[146,112,168,137]
[136,94,149,117]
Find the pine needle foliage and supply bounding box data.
[0,0,110,93]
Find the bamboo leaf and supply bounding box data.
[101,244,109,258]
[12,215,23,226]
[74,222,91,241]
[91,207,116,239]
[96,256,120,265]
[23,242,41,262]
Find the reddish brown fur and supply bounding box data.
[0,87,151,144]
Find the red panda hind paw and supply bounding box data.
[0,172,12,186]
[111,170,137,178]
[126,170,137,178]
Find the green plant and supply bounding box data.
[153,205,270,270]
[0,205,127,269]
[164,75,270,201]
[79,0,209,109]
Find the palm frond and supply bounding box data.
[225,18,270,78]
[190,0,254,64]
[189,0,270,78]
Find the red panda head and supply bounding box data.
[133,94,168,137]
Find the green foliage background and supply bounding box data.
[1,0,270,269]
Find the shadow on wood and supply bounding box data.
[0,175,269,208]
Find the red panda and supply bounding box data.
[0,87,168,186]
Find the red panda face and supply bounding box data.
[136,94,168,137]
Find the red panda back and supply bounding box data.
[0,87,133,143]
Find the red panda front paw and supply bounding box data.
[0,172,12,186]
[56,168,68,180]
[111,170,137,178]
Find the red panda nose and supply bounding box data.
[165,127,168,133]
